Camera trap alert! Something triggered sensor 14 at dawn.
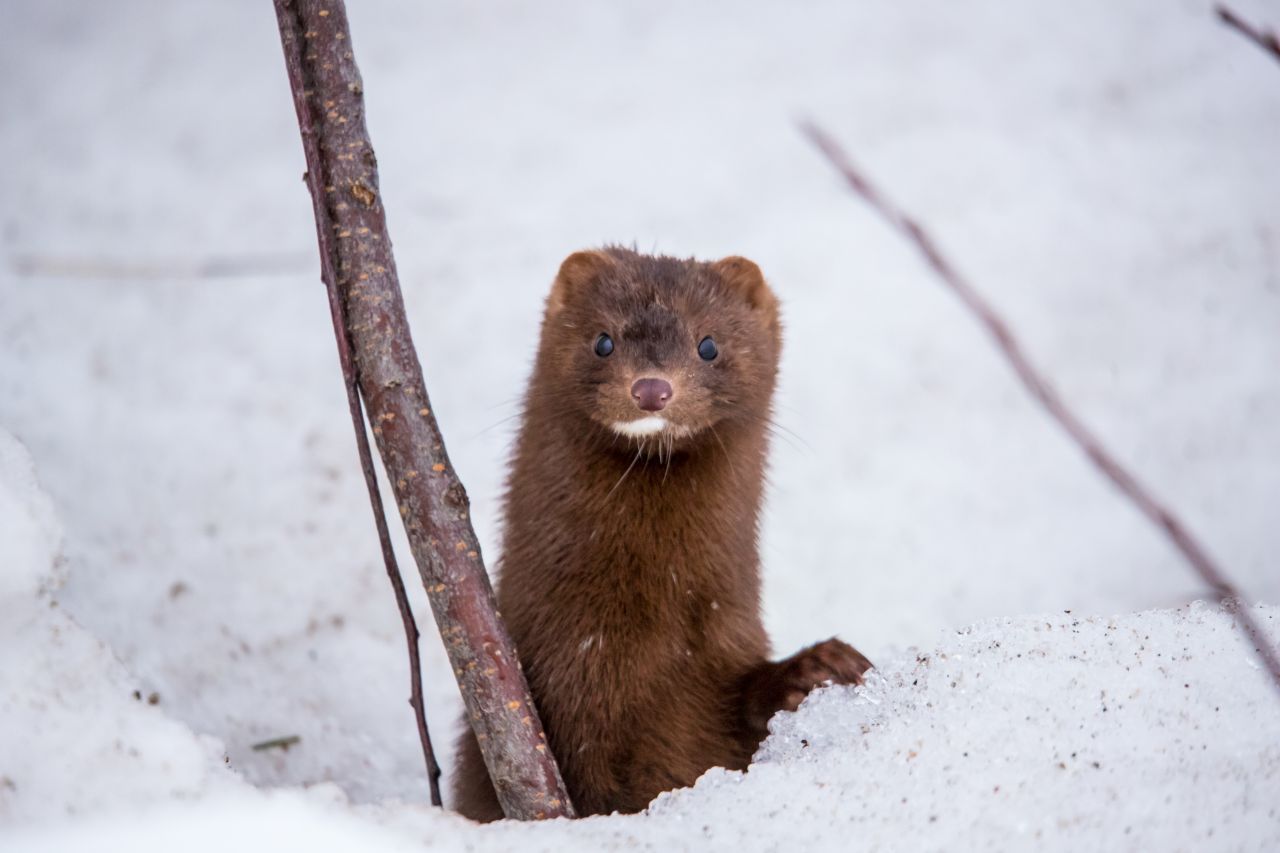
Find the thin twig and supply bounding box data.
[800,119,1280,695]
[252,735,302,752]
[1216,4,1280,65]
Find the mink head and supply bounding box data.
[533,246,781,451]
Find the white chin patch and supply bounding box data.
[612,416,669,438]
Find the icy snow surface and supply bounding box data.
[2,0,1279,849]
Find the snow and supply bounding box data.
[0,433,244,827]
[2,0,1279,849]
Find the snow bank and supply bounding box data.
[10,791,428,853]
[660,605,1280,851]
[0,430,61,599]
[0,433,245,824]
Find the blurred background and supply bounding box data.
[1,0,1277,806]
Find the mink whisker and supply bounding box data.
[764,417,809,448]
[606,441,646,501]
[764,424,808,454]
[719,405,810,454]
[708,424,738,479]
[470,410,526,439]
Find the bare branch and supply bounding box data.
[272,4,440,809]
[1216,5,1280,65]
[800,119,1280,695]
[272,0,574,818]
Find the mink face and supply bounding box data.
[535,247,781,454]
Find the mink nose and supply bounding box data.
[631,378,673,412]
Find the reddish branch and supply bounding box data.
[800,120,1280,695]
[1216,5,1280,65]
[272,0,439,807]
[273,0,574,818]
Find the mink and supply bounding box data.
[451,247,872,820]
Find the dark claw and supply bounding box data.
[777,637,873,712]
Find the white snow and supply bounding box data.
[0,434,247,824]
[2,0,1278,850]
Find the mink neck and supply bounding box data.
[504,397,770,599]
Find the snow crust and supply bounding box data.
[2,0,1279,849]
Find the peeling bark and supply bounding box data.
[273,0,574,819]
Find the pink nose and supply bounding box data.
[631,378,673,412]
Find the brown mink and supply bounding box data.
[451,247,872,820]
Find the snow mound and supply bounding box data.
[0,432,245,824]
[0,430,63,599]
[11,790,424,853]
[644,605,1280,851]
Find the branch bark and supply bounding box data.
[273,0,575,818]
[800,120,1280,696]
[1215,5,1280,65]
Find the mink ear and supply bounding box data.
[547,250,615,317]
[712,256,777,318]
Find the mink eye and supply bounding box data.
[594,333,614,357]
[697,336,718,361]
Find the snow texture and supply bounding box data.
[2,0,1278,850]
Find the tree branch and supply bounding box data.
[1216,5,1280,65]
[800,119,1280,696]
[273,1,440,809]
[273,0,574,818]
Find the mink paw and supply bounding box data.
[740,637,874,737]
[775,637,873,713]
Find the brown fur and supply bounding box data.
[452,248,871,820]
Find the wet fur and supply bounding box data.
[452,248,871,820]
